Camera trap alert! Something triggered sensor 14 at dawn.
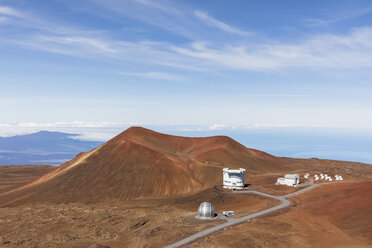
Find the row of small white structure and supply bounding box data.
[304,173,343,181]
[276,172,344,187]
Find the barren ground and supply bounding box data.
[0,165,55,194]
[1,166,371,248]
[190,181,372,248]
[0,167,273,248]
[0,193,272,248]
[0,128,371,248]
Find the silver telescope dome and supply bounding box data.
[198,202,214,218]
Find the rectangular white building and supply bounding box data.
[276,174,300,187]
[223,168,245,189]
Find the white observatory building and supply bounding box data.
[276,174,300,187]
[198,202,215,219]
[223,168,245,189]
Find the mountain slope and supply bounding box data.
[0,165,55,194]
[0,127,288,206]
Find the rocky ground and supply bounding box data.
[0,164,371,248]
[0,190,271,248]
[190,181,372,248]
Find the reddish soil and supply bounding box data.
[191,181,372,248]
[170,186,278,217]
[0,165,55,194]
[0,127,290,206]
[0,127,371,248]
[0,187,272,248]
[291,181,372,245]
[1,127,369,206]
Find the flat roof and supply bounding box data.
[223,168,245,173]
[284,174,299,179]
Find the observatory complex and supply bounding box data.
[276,174,300,187]
[223,168,246,189]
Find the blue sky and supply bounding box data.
[1,0,372,131]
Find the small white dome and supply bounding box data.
[198,202,214,218]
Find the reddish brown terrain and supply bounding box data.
[191,181,372,248]
[0,165,55,194]
[0,126,371,248]
[0,126,288,206]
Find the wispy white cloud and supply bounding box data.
[194,10,251,36]
[134,0,182,16]
[38,35,118,54]
[305,7,372,27]
[71,132,117,142]
[172,27,372,71]
[175,124,235,132]
[0,6,23,18]
[9,24,372,73]
[253,123,289,128]
[81,0,199,40]
[117,71,183,81]
[2,3,372,74]
[208,123,227,130]
[11,34,207,71]
[173,124,294,132]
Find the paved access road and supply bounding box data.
[164,184,319,248]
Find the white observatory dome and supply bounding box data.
[198,202,214,218]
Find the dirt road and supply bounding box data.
[164,184,319,248]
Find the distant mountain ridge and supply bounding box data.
[0,131,103,165]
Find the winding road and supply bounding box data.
[164,184,319,248]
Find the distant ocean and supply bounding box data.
[166,128,372,165]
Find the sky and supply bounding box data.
[1,0,372,135]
